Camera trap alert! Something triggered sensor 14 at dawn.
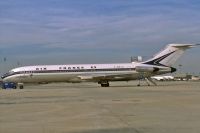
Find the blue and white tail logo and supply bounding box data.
[143,44,198,67]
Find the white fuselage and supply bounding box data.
[2,62,171,84]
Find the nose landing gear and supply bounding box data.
[18,83,24,89]
[98,81,110,87]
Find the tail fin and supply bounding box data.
[143,44,199,67]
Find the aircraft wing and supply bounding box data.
[77,72,133,81]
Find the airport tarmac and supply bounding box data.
[0,81,200,133]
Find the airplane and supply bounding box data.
[1,43,199,89]
[151,75,174,81]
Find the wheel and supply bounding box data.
[19,85,24,89]
[101,82,109,87]
[106,83,109,87]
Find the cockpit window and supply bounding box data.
[1,71,15,79]
[9,71,15,74]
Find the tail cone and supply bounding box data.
[171,67,177,73]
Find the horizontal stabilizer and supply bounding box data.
[169,44,200,48]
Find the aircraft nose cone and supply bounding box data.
[1,75,6,79]
[171,67,177,73]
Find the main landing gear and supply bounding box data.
[98,81,110,87]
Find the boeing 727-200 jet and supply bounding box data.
[1,43,199,89]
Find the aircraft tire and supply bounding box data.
[101,83,109,87]
[19,85,24,89]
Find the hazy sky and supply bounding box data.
[0,0,200,74]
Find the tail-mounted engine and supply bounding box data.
[135,66,159,73]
